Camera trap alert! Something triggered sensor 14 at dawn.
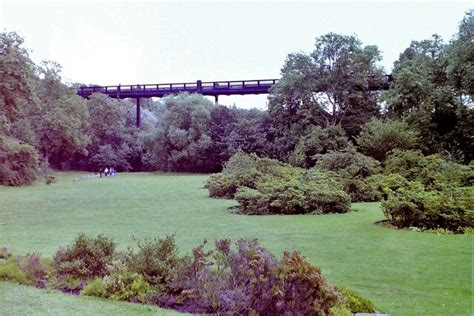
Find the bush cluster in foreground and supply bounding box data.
[0,233,378,315]
[206,151,351,215]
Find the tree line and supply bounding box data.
[0,10,472,186]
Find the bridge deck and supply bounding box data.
[77,77,393,127]
[77,79,279,99]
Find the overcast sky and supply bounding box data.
[1,1,472,108]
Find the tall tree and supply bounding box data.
[383,11,474,162]
[34,61,90,169]
[144,93,215,172]
[0,31,38,127]
[268,33,384,144]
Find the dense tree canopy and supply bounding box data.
[1,10,473,187]
[382,10,474,162]
[269,33,384,141]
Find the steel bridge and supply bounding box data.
[77,76,393,127]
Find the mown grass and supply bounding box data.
[0,172,472,315]
[0,282,179,315]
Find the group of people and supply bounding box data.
[99,167,117,178]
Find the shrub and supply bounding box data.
[127,235,180,289]
[216,238,282,315]
[82,277,107,298]
[53,233,116,279]
[314,147,382,202]
[16,253,50,288]
[305,187,352,214]
[279,251,338,314]
[0,135,39,186]
[367,173,411,200]
[381,180,474,231]
[329,303,352,316]
[289,125,349,168]
[206,173,239,198]
[384,150,473,190]
[53,275,85,295]
[376,151,473,231]
[234,172,351,215]
[161,240,219,313]
[356,118,419,161]
[164,238,341,314]
[103,271,153,303]
[221,150,258,175]
[336,286,376,313]
[206,151,298,199]
[0,257,34,285]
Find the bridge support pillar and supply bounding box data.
[136,98,141,128]
[214,95,218,105]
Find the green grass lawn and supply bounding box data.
[0,282,180,316]
[0,172,472,315]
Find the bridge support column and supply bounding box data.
[136,98,141,128]
[214,95,218,105]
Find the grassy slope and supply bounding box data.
[0,282,180,315]
[0,172,472,315]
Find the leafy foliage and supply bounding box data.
[382,18,474,162]
[1,234,379,314]
[235,173,351,215]
[162,238,340,314]
[335,286,376,313]
[207,152,351,215]
[381,180,473,231]
[53,233,116,279]
[81,277,107,298]
[314,146,382,202]
[268,32,383,147]
[384,150,473,190]
[374,150,473,231]
[126,235,180,289]
[290,125,349,168]
[356,118,419,161]
[0,135,39,186]
[0,257,35,286]
[143,93,214,172]
[102,271,153,303]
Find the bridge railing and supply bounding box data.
[78,79,280,96]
